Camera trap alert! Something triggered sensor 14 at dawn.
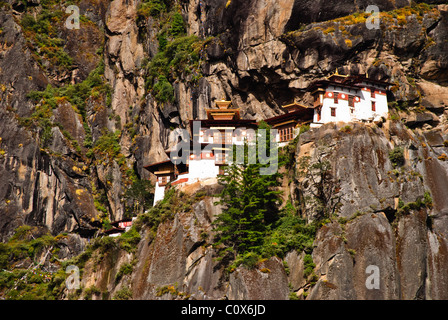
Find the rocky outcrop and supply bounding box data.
[295,120,448,300]
[0,1,110,244]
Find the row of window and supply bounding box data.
[199,127,298,146]
[279,126,295,142]
[317,101,377,120]
[200,131,255,143]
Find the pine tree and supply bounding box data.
[212,122,283,257]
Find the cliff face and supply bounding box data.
[72,120,448,300]
[1,0,448,300]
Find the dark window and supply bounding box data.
[331,108,336,117]
[158,176,171,186]
[279,126,295,142]
[372,101,376,112]
[348,95,355,108]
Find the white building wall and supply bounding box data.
[319,97,351,123]
[153,183,166,205]
[374,94,388,120]
[188,159,220,181]
[356,90,388,121]
[313,86,389,125]
[357,89,372,121]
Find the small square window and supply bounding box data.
[331,108,336,117]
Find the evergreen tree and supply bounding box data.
[212,122,283,257]
[123,179,154,217]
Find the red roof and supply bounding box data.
[171,178,189,185]
[103,227,125,235]
[111,218,132,227]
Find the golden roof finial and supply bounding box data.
[335,68,339,76]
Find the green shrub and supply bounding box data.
[170,12,186,37]
[303,254,315,278]
[232,252,260,269]
[139,3,205,104]
[93,235,117,254]
[118,227,141,253]
[24,60,109,150]
[152,75,174,103]
[260,213,317,259]
[115,262,135,283]
[113,286,133,300]
[0,227,70,299]
[92,130,122,159]
[83,286,101,300]
[134,188,190,231]
[289,291,300,300]
[145,33,204,103]
[340,125,352,133]
[27,59,107,120]
[397,191,434,215]
[20,9,73,72]
[423,191,433,209]
[83,123,93,148]
[389,147,405,168]
[138,0,168,18]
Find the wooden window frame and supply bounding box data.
[331,107,336,117]
[348,95,355,108]
[334,92,339,104]
[158,175,171,187]
[279,126,295,142]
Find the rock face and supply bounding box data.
[74,118,448,301]
[295,121,448,300]
[1,0,448,300]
